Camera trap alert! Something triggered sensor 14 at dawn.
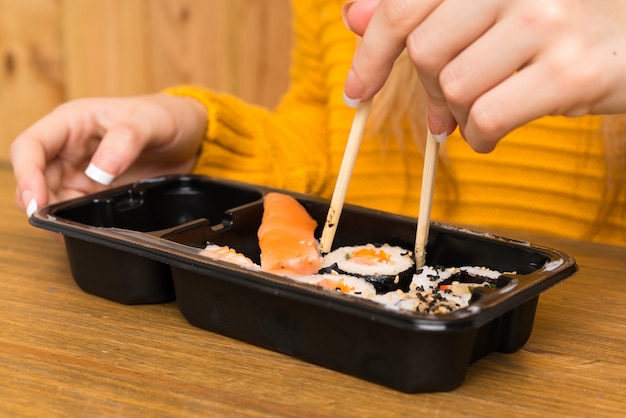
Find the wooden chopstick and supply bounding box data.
[319,99,373,254]
[415,129,443,268]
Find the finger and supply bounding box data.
[438,15,542,130]
[85,124,149,185]
[405,0,500,135]
[10,135,49,215]
[344,0,442,105]
[9,106,80,215]
[460,5,619,153]
[85,98,178,185]
[462,60,574,152]
[342,0,380,36]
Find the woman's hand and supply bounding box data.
[343,0,626,151]
[11,94,206,216]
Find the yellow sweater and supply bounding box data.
[166,0,626,247]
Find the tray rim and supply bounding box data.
[29,174,579,331]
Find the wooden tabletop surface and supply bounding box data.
[1,163,625,417]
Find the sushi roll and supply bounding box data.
[321,243,415,293]
[200,243,259,269]
[298,273,377,299]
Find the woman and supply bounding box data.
[10,0,626,245]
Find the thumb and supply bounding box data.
[85,123,149,185]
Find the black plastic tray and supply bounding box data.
[30,174,577,392]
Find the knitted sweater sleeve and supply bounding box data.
[164,0,330,195]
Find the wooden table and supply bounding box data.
[1,163,625,417]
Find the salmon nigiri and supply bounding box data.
[258,192,321,276]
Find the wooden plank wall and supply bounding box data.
[0,0,293,162]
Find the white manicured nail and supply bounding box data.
[26,197,38,217]
[343,91,361,108]
[432,132,448,143]
[85,163,115,185]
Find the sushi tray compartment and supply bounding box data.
[30,174,577,393]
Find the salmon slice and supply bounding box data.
[258,192,321,276]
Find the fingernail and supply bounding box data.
[344,69,364,108]
[432,132,448,143]
[26,197,38,217]
[85,162,115,185]
[343,91,361,108]
[341,1,357,30]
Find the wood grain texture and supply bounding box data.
[60,0,152,98]
[0,0,292,161]
[0,164,625,417]
[0,0,63,160]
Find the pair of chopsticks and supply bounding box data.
[319,99,442,269]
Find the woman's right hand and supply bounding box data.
[343,0,626,152]
[10,93,207,216]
